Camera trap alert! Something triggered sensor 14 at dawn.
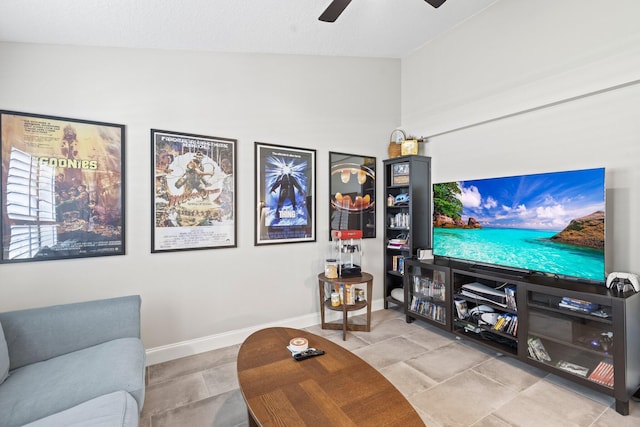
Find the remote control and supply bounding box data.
[293,348,325,361]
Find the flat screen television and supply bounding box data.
[433,168,605,282]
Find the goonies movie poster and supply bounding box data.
[0,111,125,263]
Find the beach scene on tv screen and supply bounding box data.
[433,168,605,281]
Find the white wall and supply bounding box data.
[0,43,399,362]
[402,0,640,274]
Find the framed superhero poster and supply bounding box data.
[151,129,236,252]
[0,110,125,263]
[329,152,376,239]
[254,142,316,245]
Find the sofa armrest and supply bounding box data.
[0,295,141,370]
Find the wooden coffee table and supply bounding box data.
[237,327,425,426]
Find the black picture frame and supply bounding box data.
[329,152,376,239]
[255,142,316,245]
[0,110,125,262]
[151,129,237,252]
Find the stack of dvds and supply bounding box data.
[410,296,446,322]
[588,360,615,387]
[492,313,518,336]
[412,277,446,301]
[392,255,405,274]
[527,337,551,362]
[558,297,599,314]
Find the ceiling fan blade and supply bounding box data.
[319,0,352,22]
[425,0,447,8]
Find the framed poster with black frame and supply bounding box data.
[0,110,125,263]
[329,152,376,239]
[255,142,316,245]
[151,129,236,252]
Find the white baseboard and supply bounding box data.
[145,298,386,365]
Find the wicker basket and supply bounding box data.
[387,141,402,158]
[388,129,406,158]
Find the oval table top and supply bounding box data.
[237,327,425,426]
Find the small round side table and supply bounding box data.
[317,272,373,340]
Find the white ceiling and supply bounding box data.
[0,0,496,58]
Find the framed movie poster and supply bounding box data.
[0,110,125,263]
[151,129,236,252]
[255,142,316,245]
[329,152,376,239]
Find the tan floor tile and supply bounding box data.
[545,373,614,407]
[140,372,210,419]
[138,415,150,427]
[473,356,545,392]
[472,414,514,427]
[323,330,370,352]
[353,335,429,369]
[379,361,438,398]
[147,344,240,385]
[403,322,458,351]
[202,361,240,396]
[150,389,248,427]
[357,317,420,344]
[592,400,640,426]
[409,370,516,426]
[415,407,445,427]
[492,380,607,426]
[369,306,405,325]
[406,341,490,382]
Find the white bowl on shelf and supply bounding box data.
[391,288,404,302]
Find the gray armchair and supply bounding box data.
[0,295,145,427]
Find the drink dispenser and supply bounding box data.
[330,230,363,278]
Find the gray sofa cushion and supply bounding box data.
[22,391,139,427]
[0,295,141,370]
[0,337,145,427]
[0,322,8,384]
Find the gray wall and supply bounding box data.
[0,43,399,362]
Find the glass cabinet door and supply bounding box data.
[527,290,614,388]
[405,261,448,326]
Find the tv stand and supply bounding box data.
[468,264,528,279]
[404,259,640,415]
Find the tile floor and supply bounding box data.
[140,307,640,426]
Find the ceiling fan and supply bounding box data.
[319,0,447,23]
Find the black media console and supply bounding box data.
[403,258,640,415]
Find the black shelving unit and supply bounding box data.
[382,155,431,309]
